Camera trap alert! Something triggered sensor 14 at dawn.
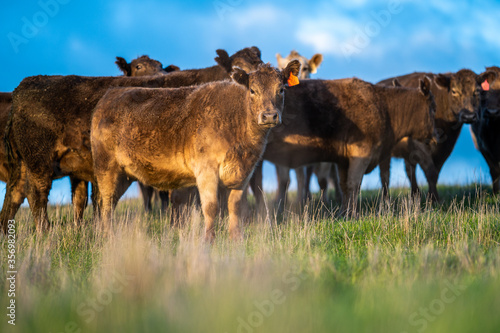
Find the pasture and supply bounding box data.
[1,185,499,333]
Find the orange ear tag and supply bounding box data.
[482,80,490,91]
[288,73,300,86]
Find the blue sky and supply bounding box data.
[0,0,499,204]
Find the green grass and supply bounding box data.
[1,185,500,332]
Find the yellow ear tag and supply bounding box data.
[288,73,300,86]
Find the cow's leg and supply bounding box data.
[275,165,290,213]
[96,170,132,230]
[491,167,500,195]
[295,167,307,204]
[379,158,391,199]
[337,165,348,215]
[342,157,371,217]
[90,182,100,219]
[170,190,182,227]
[159,190,169,212]
[196,169,219,242]
[314,163,331,203]
[0,162,28,233]
[249,162,266,216]
[305,166,314,200]
[25,171,52,232]
[412,142,440,202]
[71,177,88,224]
[483,156,500,195]
[138,182,154,212]
[218,186,229,217]
[170,188,197,226]
[404,159,420,198]
[330,163,342,204]
[228,188,244,240]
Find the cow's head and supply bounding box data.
[478,69,500,118]
[215,46,263,74]
[485,66,500,90]
[276,50,323,79]
[115,55,170,77]
[434,69,497,124]
[231,60,301,128]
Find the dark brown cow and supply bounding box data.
[0,56,177,220]
[377,69,496,200]
[115,55,180,77]
[91,62,301,240]
[1,47,263,232]
[251,77,436,215]
[273,51,329,210]
[470,67,500,193]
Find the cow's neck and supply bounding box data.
[431,85,464,170]
[384,89,429,142]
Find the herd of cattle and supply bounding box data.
[0,46,499,241]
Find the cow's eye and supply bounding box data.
[136,65,142,70]
[250,89,256,95]
[451,89,459,96]
[279,87,284,94]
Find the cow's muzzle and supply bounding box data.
[485,108,500,117]
[458,110,477,124]
[258,111,281,127]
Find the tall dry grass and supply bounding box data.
[1,185,500,332]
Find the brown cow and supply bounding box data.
[115,55,179,212]
[377,69,496,200]
[115,55,179,77]
[91,61,301,240]
[251,77,436,216]
[271,51,329,210]
[470,67,500,193]
[1,47,263,233]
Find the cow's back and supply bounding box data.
[265,78,386,168]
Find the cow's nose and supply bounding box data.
[486,108,500,117]
[459,111,477,124]
[259,111,280,126]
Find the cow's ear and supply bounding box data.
[276,53,287,68]
[392,78,402,87]
[282,60,301,85]
[478,70,497,87]
[215,49,232,73]
[434,74,451,90]
[419,76,432,96]
[309,54,323,74]
[164,64,180,73]
[115,57,131,76]
[250,46,262,59]
[231,67,249,88]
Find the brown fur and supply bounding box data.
[252,78,436,216]
[377,69,496,200]
[2,47,263,232]
[0,92,12,182]
[91,62,301,240]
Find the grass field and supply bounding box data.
[1,185,500,333]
